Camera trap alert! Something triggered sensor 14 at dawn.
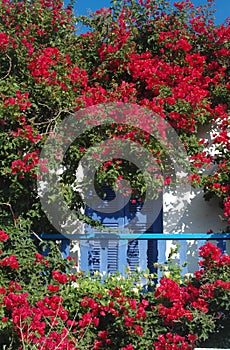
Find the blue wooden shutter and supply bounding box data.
[125,200,148,272]
[107,239,119,273]
[80,187,163,274]
[80,186,123,274]
[125,195,163,274]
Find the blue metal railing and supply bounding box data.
[39,233,230,240]
[37,232,230,272]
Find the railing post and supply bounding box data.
[217,239,226,253]
[147,207,163,273]
[60,239,70,259]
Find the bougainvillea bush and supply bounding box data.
[0,0,229,232]
[0,227,229,349]
[0,0,230,346]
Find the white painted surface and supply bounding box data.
[162,124,229,272]
[163,187,228,272]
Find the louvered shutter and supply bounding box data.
[107,239,119,273]
[80,187,162,274]
[125,196,163,273]
[80,187,122,274]
[125,200,147,272]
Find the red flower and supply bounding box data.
[0,230,8,242]
[0,255,19,269]
[52,270,68,284]
[47,285,60,292]
[199,242,222,267]
[0,287,6,294]
[0,32,10,50]
[214,280,230,290]
[122,345,134,350]
[93,340,103,349]
[124,315,135,327]
[66,319,77,327]
[154,332,197,350]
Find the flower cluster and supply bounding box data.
[154,333,197,350]
[0,230,8,242]
[11,150,40,178]
[3,91,32,112]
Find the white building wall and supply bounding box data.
[162,123,229,272]
[163,185,229,273]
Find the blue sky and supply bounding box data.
[74,0,229,25]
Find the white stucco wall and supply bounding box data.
[163,188,228,273]
[162,118,229,273]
